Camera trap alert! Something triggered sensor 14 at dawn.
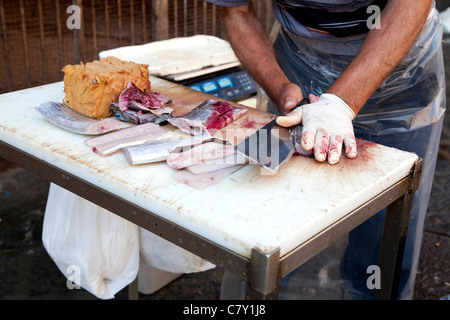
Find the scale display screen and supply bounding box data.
[190,85,202,91]
[217,77,233,88]
[201,81,218,93]
[183,69,257,101]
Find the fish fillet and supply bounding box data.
[172,165,244,190]
[85,122,172,156]
[168,99,247,135]
[186,153,247,174]
[122,137,202,165]
[166,141,236,170]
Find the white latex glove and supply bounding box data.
[276,93,358,165]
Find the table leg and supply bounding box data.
[127,278,139,300]
[374,160,422,300]
[244,248,280,300]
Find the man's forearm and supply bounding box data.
[328,0,433,114]
[222,4,297,107]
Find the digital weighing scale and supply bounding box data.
[175,66,257,102]
[99,35,259,104]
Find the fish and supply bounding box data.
[166,135,246,188]
[166,140,237,170]
[186,153,247,174]
[110,103,168,125]
[168,99,247,136]
[292,125,314,158]
[119,81,173,116]
[122,137,201,165]
[35,101,128,135]
[85,122,172,156]
[123,135,230,165]
[172,164,245,190]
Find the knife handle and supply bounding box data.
[294,98,311,109]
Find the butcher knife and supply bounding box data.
[235,98,310,174]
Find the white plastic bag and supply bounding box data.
[137,262,182,295]
[139,228,215,274]
[42,183,139,299]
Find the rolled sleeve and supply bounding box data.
[205,0,251,6]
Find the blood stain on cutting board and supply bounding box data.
[232,138,394,198]
[316,139,394,194]
[338,139,379,167]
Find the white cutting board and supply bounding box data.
[0,80,419,259]
[99,35,239,77]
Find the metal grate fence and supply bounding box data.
[0,0,274,94]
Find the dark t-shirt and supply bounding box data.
[207,0,388,38]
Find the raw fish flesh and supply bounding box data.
[110,103,168,125]
[122,137,202,165]
[85,122,172,156]
[186,153,247,174]
[167,136,246,188]
[292,125,314,158]
[168,99,247,135]
[168,136,231,154]
[172,165,244,190]
[35,101,128,135]
[123,136,228,165]
[166,140,236,170]
[119,81,173,116]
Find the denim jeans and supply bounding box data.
[271,6,446,299]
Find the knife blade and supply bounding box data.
[235,98,310,174]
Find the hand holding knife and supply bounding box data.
[276,94,358,165]
[234,99,313,174]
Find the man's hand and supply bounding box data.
[276,93,357,165]
[278,84,321,115]
[278,83,303,114]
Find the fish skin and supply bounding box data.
[85,122,172,156]
[110,103,168,125]
[123,137,199,165]
[168,99,247,136]
[166,141,236,170]
[35,101,127,135]
[110,103,140,123]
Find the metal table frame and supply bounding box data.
[0,140,422,300]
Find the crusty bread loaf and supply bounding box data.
[62,57,150,119]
